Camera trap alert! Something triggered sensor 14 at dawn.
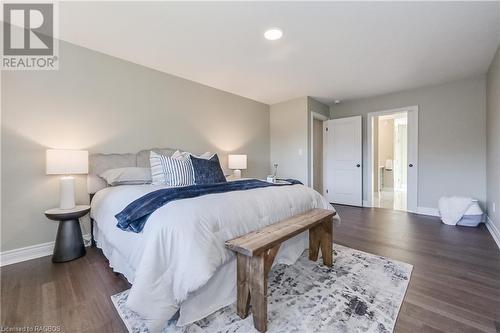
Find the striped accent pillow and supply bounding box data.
[150,151,194,186]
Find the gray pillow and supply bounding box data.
[99,167,152,186]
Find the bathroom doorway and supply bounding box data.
[373,113,407,210]
[367,106,418,212]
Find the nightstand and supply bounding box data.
[44,205,90,263]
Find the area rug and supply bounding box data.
[111,244,412,333]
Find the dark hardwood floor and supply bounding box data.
[2,205,500,332]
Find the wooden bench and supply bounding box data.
[225,208,336,332]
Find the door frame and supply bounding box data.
[309,111,329,188]
[367,105,419,212]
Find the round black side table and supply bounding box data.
[45,205,91,263]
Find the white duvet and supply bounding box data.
[91,181,335,332]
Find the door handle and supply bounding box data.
[356,164,361,168]
[409,164,414,167]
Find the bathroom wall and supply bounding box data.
[378,118,394,189]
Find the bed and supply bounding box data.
[88,148,337,332]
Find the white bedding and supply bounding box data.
[91,181,335,332]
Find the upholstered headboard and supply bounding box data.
[87,148,177,194]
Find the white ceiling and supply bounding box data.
[59,1,500,105]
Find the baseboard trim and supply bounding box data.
[416,206,440,217]
[0,234,91,267]
[361,202,440,217]
[0,241,55,267]
[3,214,497,265]
[486,216,500,250]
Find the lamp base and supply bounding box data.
[59,176,76,210]
[233,169,242,179]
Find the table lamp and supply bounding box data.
[228,154,247,179]
[46,149,88,209]
[385,159,393,171]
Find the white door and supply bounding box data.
[323,116,362,206]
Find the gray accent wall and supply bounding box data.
[330,75,487,209]
[270,97,329,186]
[308,97,330,118]
[1,40,270,252]
[270,97,309,184]
[307,97,330,186]
[487,46,500,232]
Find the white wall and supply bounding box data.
[330,75,487,209]
[486,46,500,233]
[1,40,270,252]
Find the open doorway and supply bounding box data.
[310,111,328,192]
[373,113,407,210]
[313,118,323,193]
[367,106,418,212]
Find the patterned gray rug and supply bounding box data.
[111,244,412,333]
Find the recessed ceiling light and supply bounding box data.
[334,100,341,104]
[264,28,283,41]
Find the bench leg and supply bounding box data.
[250,254,267,333]
[236,245,281,333]
[320,219,333,267]
[309,218,333,267]
[309,225,321,261]
[264,245,280,276]
[236,254,251,318]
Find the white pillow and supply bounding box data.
[150,151,195,186]
[171,150,213,160]
[99,167,152,186]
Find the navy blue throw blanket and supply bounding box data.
[115,179,302,233]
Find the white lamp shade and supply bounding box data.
[46,149,89,175]
[228,154,247,170]
[385,159,393,170]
